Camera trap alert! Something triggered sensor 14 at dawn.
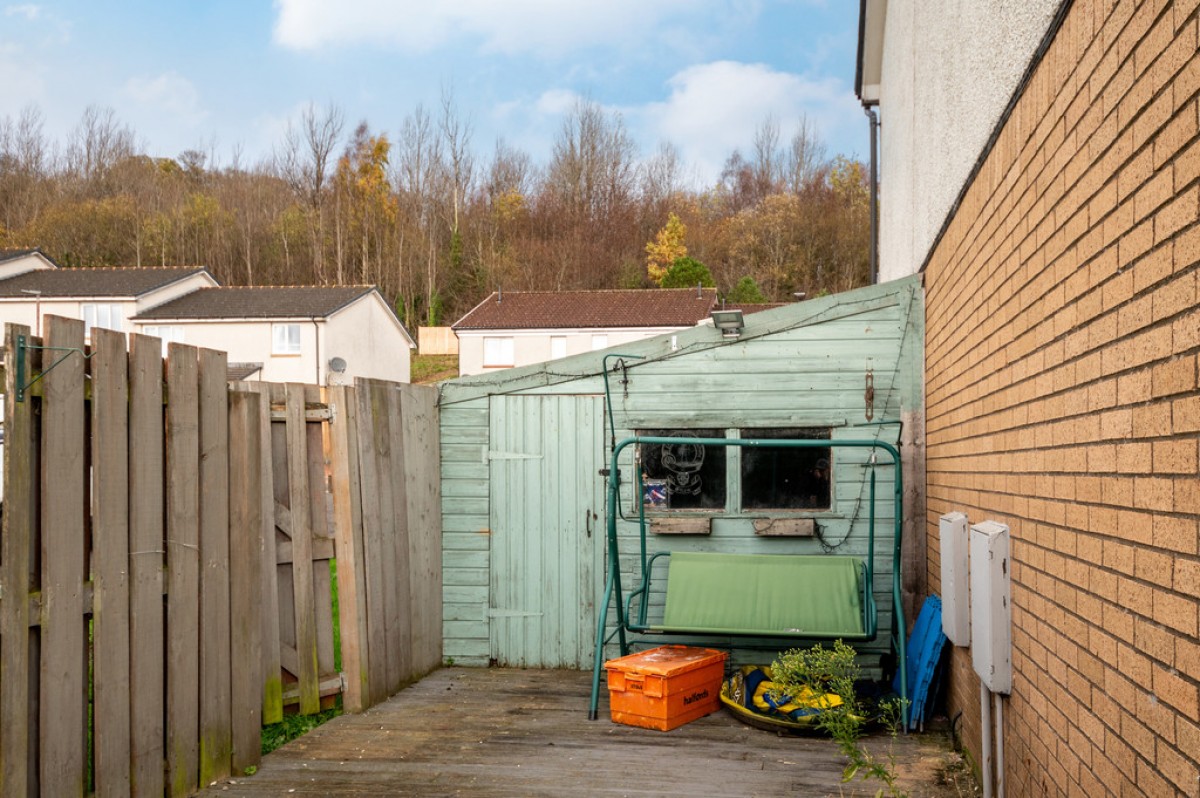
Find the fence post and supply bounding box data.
[128,333,166,798]
[328,385,370,712]
[229,389,263,774]
[91,327,132,797]
[1,323,35,798]
[165,343,201,798]
[198,349,232,785]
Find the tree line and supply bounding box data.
[0,98,870,327]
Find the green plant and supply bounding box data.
[770,641,909,797]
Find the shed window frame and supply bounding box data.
[737,427,833,512]
[633,426,837,517]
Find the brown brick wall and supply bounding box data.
[923,0,1199,794]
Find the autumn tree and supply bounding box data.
[645,211,687,285]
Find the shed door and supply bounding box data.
[488,395,604,668]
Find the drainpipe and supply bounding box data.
[981,682,993,798]
[864,105,880,285]
[312,317,321,385]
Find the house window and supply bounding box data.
[82,303,122,337]
[740,428,832,510]
[483,336,514,367]
[550,336,568,360]
[591,334,608,351]
[142,325,184,357]
[272,323,301,355]
[638,429,726,511]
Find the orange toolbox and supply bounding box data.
[604,645,727,731]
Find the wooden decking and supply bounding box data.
[201,668,973,797]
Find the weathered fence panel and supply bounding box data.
[227,391,263,774]
[0,319,442,797]
[92,327,132,798]
[166,343,201,798]
[1,323,36,798]
[39,316,87,797]
[129,332,166,798]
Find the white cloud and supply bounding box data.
[124,72,207,126]
[534,89,581,117]
[273,0,702,57]
[0,42,45,107]
[3,4,40,20]
[637,61,862,183]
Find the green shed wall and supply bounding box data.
[439,277,924,667]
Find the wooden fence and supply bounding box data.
[0,318,442,797]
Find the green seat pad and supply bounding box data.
[661,552,865,636]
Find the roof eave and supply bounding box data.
[856,0,887,105]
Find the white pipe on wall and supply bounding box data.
[981,681,993,798]
[994,691,1005,798]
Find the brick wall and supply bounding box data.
[923,0,1199,794]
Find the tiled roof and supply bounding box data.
[0,267,206,297]
[134,286,375,320]
[452,288,720,330]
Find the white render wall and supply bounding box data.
[456,327,688,376]
[136,318,324,383]
[0,297,141,337]
[876,0,1061,282]
[323,294,412,384]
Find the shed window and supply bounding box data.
[483,336,514,367]
[740,428,832,510]
[638,429,726,510]
[272,323,301,355]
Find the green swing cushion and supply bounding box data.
[660,551,866,637]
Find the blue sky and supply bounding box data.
[1,1,867,185]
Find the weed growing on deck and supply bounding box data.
[771,640,909,798]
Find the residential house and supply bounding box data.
[132,285,415,385]
[438,277,923,670]
[860,0,1198,793]
[0,251,416,383]
[452,288,736,375]
[0,260,218,338]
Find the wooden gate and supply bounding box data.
[0,318,442,797]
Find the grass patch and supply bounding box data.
[260,701,342,756]
[258,559,345,757]
[411,354,458,384]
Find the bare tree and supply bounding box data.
[64,105,136,191]
[785,115,828,193]
[274,103,343,282]
[0,104,50,234]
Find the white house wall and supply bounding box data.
[0,298,140,337]
[876,0,1061,281]
[457,327,687,376]
[135,319,323,383]
[323,294,412,384]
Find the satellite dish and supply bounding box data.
[328,356,347,374]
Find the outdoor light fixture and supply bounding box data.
[710,308,744,338]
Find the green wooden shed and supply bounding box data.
[439,276,924,672]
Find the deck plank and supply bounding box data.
[200,668,966,797]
